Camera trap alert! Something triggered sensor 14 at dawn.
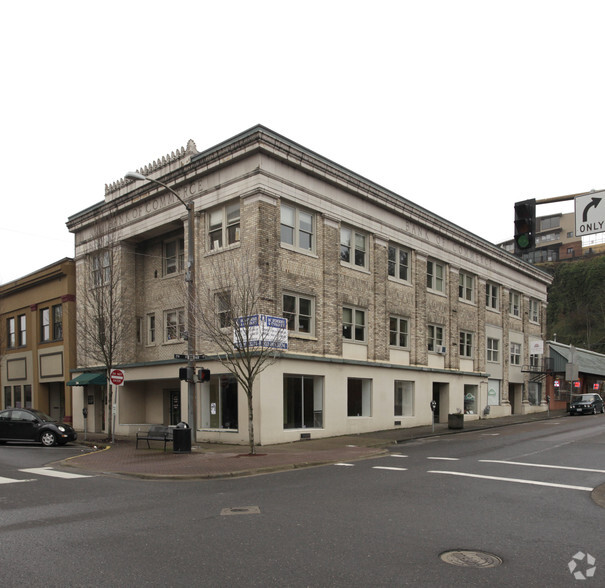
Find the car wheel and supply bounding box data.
[40,431,57,447]
[592,407,597,415]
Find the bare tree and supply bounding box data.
[193,251,285,454]
[76,218,134,440]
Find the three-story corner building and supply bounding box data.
[0,259,77,423]
[66,126,552,445]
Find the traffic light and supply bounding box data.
[199,368,210,382]
[514,199,536,251]
[179,367,193,381]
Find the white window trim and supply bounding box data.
[427,324,444,352]
[164,308,185,343]
[340,226,368,270]
[459,271,475,303]
[486,282,500,312]
[343,306,367,343]
[283,293,315,337]
[510,342,522,365]
[459,331,473,358]
[388,244,411,283]
[280,203,315,253]
[163,238,185,276]
[427,259,445,294]
[389,316,409,348]
[209,202,241,251]
[487,338,500,363]
[509,291,521,318]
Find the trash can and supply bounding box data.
[173,421,191,453]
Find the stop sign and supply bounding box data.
[110,369,125,386]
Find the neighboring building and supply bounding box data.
[0,259,77,423]
[66,126,551,445]
[544,341,605,411]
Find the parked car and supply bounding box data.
[569,394,604,415]
[0,408,77,446]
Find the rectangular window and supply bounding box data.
[394,380,414,417]
[459,331,473,358]
[165,309,185,341]
[340,227,367,269]
[163,238,185,275]
[529,299,540,323]
[283,294,314,335]
[388,244,410,282]
[464,384,478,414]
[52,304,63,340]
[217,292,231,329]
[458,272,474,302]
[7,318,16,348]
[530,353,540,368]
[18,315,26,346]
[427,260,445,293]
[347,378,371,417]
[201,374,239,430]
[91,250,111,287]
[528,382,541,406]
[280,204,314,252]
[209,202,241,250]
[510,342,521,365]
[343,307,366,342]
[136,317,143,345]
[24,385,32,409]
[40,308,50,342]
[486,283,499,310]
[283,375,323,429]
[487,338,499,362]
[389,317,409,348]
[488,379,501,406]
[427,324,444,352]
[509,291,521,317]
[147,313,156,345]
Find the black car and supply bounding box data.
[569,394,604,415]
[0,408,77,446]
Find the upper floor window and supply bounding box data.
[459,272,474,302]
[91,250,111,287]
[52,305,63,341]
[510,342,521,365]
[427,324,444,352]
[209,202,240,251]
[487,338,499,362]
[427,260,445,293]
[18,315,26,346]
[529,299,540,323]
[459,331,473,358]
[388,244,410,282]
[216,292,232,329]
[509,291,521,318]
[343,306,366,342]
[6,318,16,348]
[163,238,185,276]
[280,204,313,252]
[486,283,499,310]
[165,309,185,341]
[389,316,409,348]
[340,227,367,269]
[283,293,314,335]
[146,313,156,345]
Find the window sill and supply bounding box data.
[340,261,370,275]
[387,276,412,287]
[205,242,241,257]
[280,243,318,258]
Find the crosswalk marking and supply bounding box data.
[0,476,35,485]
[19,467,92,479]
[428,470,594,492]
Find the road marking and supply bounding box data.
[390,454,408,458]
[0,476,35,485]
[479,460,605,474]
[335,463,355,467]
[428,470,593,492]
[373,466,407,471]
[481,433,500,436]
[19,467,92,479]
[427,457,460,461]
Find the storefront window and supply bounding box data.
[201,374,238,430]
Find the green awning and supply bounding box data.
[66,372,107,386]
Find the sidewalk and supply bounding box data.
[58,410,569,480]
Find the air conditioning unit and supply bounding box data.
[437,346,447,354]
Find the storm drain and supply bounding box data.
[440,550,502,568]
[220,506,261,516]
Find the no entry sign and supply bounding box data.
[110,369,125,386]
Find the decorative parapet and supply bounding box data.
[104,139,198,202]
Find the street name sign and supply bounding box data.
[575,190,605,237]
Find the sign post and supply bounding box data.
[109,369,125,443]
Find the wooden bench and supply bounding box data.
[136,425,173,451]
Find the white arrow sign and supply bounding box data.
[575,190,605,237]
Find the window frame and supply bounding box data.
[91,250,111,287]
[427,324,444,352]
[459,331,473,358]
[394,380,414,417]
[427,259,445,293]
[280,203,314,253]
[164,308,185,342]
[283,374,324,429]
[6,318,16,348]
[388,244,410,282]
[52,304,63,341]
[486,282,499,311]
[163,237,185,276]
[283,293,315,336]
[343,306,366,343]
[509,291,521,318]
[510,342,522,366]
[18,314,26,347]
[146,313,156,345]
[40,308,50,342]
[458,271,474,303]
[209,202,241,251]
[347,378,372,417]
[389,316,409,348]
[487,337,500,362]
[529,299,540,323]
[340,227,368,269]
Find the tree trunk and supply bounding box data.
[247,390,255,455]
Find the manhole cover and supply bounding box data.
[440,550,502,568]
[220,506,261,516]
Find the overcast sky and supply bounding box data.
[1,0,600,284]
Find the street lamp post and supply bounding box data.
[125,171,197,442]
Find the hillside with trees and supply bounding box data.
[546,255,605,353]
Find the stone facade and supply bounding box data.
[67,126,551,444]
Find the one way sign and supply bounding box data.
[575,190,605,237]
